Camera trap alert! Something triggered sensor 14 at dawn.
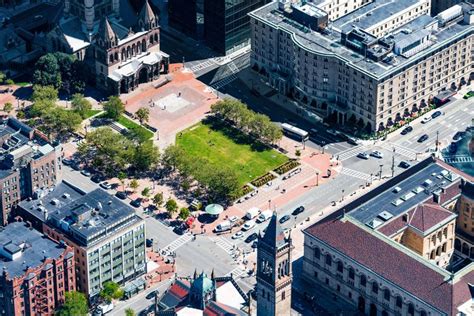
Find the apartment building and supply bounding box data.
[249,0,474,133]
[0,117,61,226]
[309,0,373,21]
[302,157,474,315]
[18,182,146,298]
[0,222,75,316]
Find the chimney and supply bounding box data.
[433,191,441,204]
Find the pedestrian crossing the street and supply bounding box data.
[211,74,238,90]
[340,168,373,182]
[336,145,366,161]
[381,143,418,160]
[444,155,473,164]
[162,233,193,254]
[226,267,247,280]
[210,236,235,254]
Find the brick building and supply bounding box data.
[0,117,62,226]
[0,222,75,315]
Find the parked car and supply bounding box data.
[291,206,305,216]
[370,151,383,159]
[449,142,457,154]
[130,198,142,208]
[346,137,359,145]
[399,161,411,169]
[453,131,465,141]
[251,241,258,249]
[245,232,258,243]
[146,291,156,299]
[357,152,369,160]
[421,116,432,124]
[146,238,153,247]
[115,191,127,200]
[80,169,92,177]
[62,158,73,165]
[215,220,232,233]
[242,220,256,231]
[463,91,474,99]
[257,210,272,223]
[401,126,413,135]
[279,215,290,224]
[232,231,244,239]
[431,111,442,119]
[100,181,112,190]
[245,207,260,220]
[91,174,105,183]
[228,216,239,223]
[417,134,429,142]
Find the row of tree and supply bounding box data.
[210,98,282,145]
[33,52,86,94]
[162,145,241,202]
[77,127,160,176]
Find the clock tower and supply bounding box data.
[256,213,293,316]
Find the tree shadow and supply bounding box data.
[12,86,32,100]
[197,213,218,224]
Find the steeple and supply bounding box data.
[260,212,288,249]
[138,0,157,30]
[97,17,117,48]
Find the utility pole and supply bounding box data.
[435,130,439,152]
[391,147,396,177]
[316,172,319,186]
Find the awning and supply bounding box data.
[205,204,224,216]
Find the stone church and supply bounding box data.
[47,0,169,94]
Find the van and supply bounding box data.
[95,302,114,315]
[245,207,260,220]
[214,220,231,233]
[257,210,272,223]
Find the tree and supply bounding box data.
[141,187,151,198]
[31,85,58,102]
[33,53,62,88]
[135,107,150,124]
[178,207,190,220]
[3,102,13,114]
[104,96,125,120]
[152,192,164,208]
[165,199,178,217]
[41,107,82,140]
[125,308,136,316]
[295,149,301,157]
[0,71,5,84]
[5,79,14,86]
[132,141,160,172]
[118,171,127,191]
[130,179,139,192]
[100,281,124,302]
[71,93,92,118]
[57,291,88,316]
[161,145,186,170]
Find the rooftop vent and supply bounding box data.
[423,179,433,187]
[392,199,404,206]
[393,186,402,193]
[412,186,424,194]
[366,218,384,229]
[50,198,59,205]
[400,192,416,201]
[63,193,70,199]
[378,211,393,221]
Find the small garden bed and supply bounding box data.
[241,184,254,196]
[251,172,276,187]
[274,159,300,175]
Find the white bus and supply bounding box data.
[281,123,309,142]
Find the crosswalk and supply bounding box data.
[226,267,247,280]
[336,145,365,161]
[189,59,216,73]
[444,155,473,164]
[162,233,193,253]
[340,167,373,181]
[210,236,235,254]
[211,74,238,90]
[381,143,418,160]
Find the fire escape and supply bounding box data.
[34,278,50,315]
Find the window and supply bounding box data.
[408,303,414,316]
[314,247,320,259]
[384,289,390,300]
[396,296,402,308]
[348,268,355,280]
[337,261,343,273]
[372,282,378,294]
[360,275,366,287]
[325,254,332,266]
[281,291,285,300]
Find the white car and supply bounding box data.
[232,231,244,239]
[370,151,383,159]
[242,220,256,231]
[228,216,239,223]
[421,116,432,124]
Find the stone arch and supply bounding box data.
[462,242,469,255]
[360,274,367,287]
[383,288,390,301]
[451,82,457,90]
[358,296,365,313]
[336,260,343,273]
[127,46,131,58]
[139,67,149,84]
[436,246,441,256]
[420,311,427,316]
[121,48,126,60]
[455,238,461,251]
[115,52,118,60]
[252,63,260,72]
[109,54,113,63]
[132,43,136,56]
[325,253,332,266]
[395,295,403,309]
[470,247,474,259]
[369,303,377,316]
[142,39,147,52]
[387,117,394,127]
[437,230,442,240]
[430,250,435,259]
[365,122,372,133]
[395,112,402,122]
[321,102,328,110]
[408,303,415,316]
[150,35,154,44]
[378,122,385,131]
[348,266,355,279]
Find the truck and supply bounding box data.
[245,207,261,220]
[94,302,114,315]
[214,220,232,233]
[257,210,272,223]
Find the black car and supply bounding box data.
[431,111,442,119]
[245,233,259,243]
[91,174,105,183]
[115,191,127,200]
[251,241,258,249]
[279,215,291,224]
[399,161,411,169]
[453,131,465,141]
[146,238,153,247]
[400,126,413,135]
[130,198,142,208]
[146,291,156,300]
[292,206,305,216]
[417,134,429,143]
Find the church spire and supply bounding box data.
[138,0,157,30]
[260,212,287,249]
[97,17,117,48]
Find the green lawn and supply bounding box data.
[117,115,154,141]
[83,109,102,119]
[176,122,288,186]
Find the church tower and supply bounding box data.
[256,213,293,316]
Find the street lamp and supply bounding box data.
[379,164,383,180]
[316,172,319,186]
[341,189,345,201]
[268,199,271,209]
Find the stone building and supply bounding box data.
[302,157,474,315]
[256,213,293,316]
[249,0,474,133]
[0,222,76,315]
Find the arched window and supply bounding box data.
[314,247,320,259]
[442,242,447,252]
[337,261,343,273]
[115,52,118,60]
[154,33,158,43]
[396,296,402,308]
[462,243,469,255]
[436,246,441,256]
[142,39,146,52]
[372,282,378,294]
[109,55,113,63]
[430,250,435,259]
[121,49,125,60]
[408,303,415,316]
[420,311,427,316]
[443,227,448,237]
[437,231,442,241]
[325,254,332,266]
[348,267,355,280]
[150,35,154,44]
[383,288,390,301]
[455,239,461,250]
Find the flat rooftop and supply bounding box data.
[250,2,474,79]
[347,162,459,227]
[332,0,421,32]
[0,222,69,278]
